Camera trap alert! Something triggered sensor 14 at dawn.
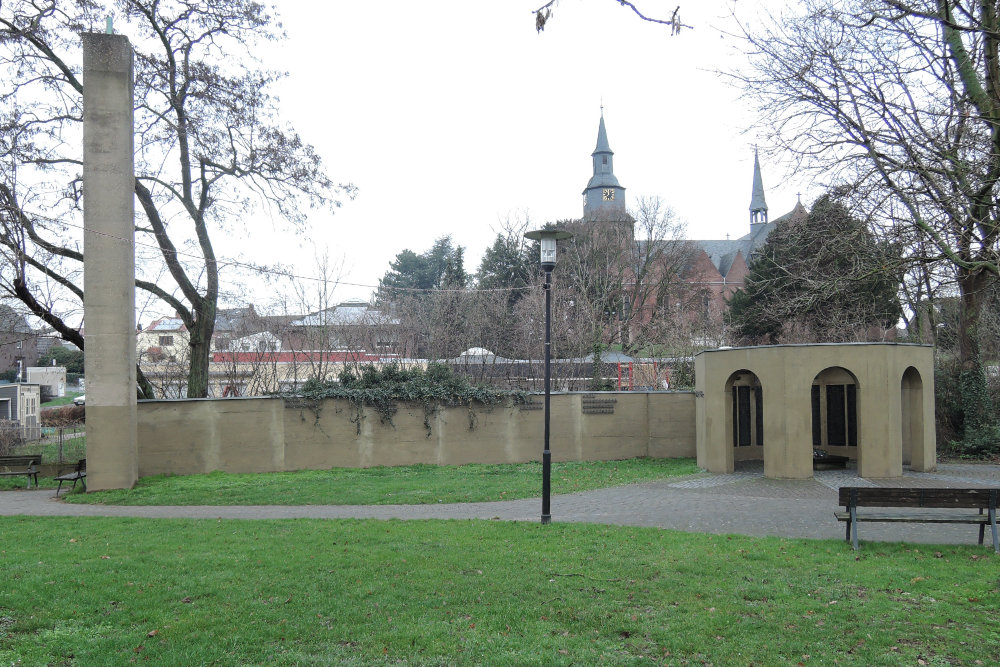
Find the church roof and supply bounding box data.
[593,115,613,155]
[750,149,768,214]
[585,113,622,191]
[772,200,808,225]
[689,202,805,278]
[696,239,754,279]
[586,172,622,190]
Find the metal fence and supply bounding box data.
[444,359,679,392]
[1,422,84,461]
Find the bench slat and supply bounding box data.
[835,511,988,524]
[838,487,996,508]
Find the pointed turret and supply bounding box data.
[749,149,768,226]
[582,110,626,218]
[594,115,612,154]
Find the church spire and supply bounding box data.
[583,110,625,218]
[594,112,611,154]
[750,148,768,225]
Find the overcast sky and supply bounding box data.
[232,1,810,307]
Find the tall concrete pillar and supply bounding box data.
[82,33,137,491]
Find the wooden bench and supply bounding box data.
[54,458,87,496]
[836,487,999,553]
[0,454,42,488]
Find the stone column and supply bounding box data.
[82,33,137,491]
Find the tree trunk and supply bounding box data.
[956,264,994,441]
[186,302,216,398]
[957,265,988,371]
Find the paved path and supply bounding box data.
[2,462,998,546]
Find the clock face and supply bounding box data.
[602,188,615,201]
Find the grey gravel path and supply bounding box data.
[2,462,998,547]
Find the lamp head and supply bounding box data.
[523,228,573,272]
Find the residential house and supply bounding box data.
[138,316,188,363]
[26,366,67,400]
[0,304,38,380]
[211,305,286,352]
[137,316,189,397]
[283,299,402,356]
[0,382,41,441]
[138,302,404,398]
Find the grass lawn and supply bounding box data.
[20,432,85,463]
[0,436,87,490]
[0,517,996,665]
[62,458,700,506]
[40,391,83,408]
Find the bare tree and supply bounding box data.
[735,0,998,369]
[279,253,347,385]
[560,197,695,355]
[734,1,1000,444]
[532,1,691,34]
[0,0,352,398]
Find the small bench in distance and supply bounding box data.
[0,454,42,488]
[54,459,87,496]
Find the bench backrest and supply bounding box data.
[0,454,42,468]
[839,487,998,509]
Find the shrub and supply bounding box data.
[41,405,85,427]
[287,363,526,435]
[0,420,25,455]
[936,355,1000,459]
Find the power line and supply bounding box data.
[18,212,538,295]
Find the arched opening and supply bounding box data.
[901,366,924,467]
[811,367,860,460]
[725,369,764,462]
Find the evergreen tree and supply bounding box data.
[378,236,467,297]
[476,232,533,305]
[728,195,902,344]
[37,347,84,375]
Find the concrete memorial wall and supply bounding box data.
[135,392,698,476]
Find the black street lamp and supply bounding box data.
[523,227,573,524]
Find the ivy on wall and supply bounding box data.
[282,363,527,436]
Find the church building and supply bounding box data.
[683,149,808,323]
[575,112,807,339]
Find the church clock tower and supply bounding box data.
[582,111,626,219]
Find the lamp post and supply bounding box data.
[523,228,573,524]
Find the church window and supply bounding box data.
[602,155,608,165]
